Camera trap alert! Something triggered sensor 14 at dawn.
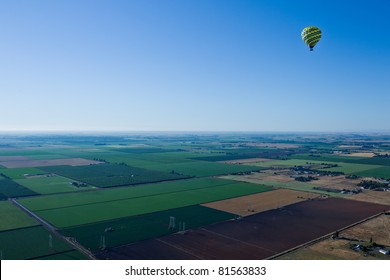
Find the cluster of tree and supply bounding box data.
[357,180,389,190]
[313,170,344,176]
[70,181,88,187]
[304,162,338,168]
[93,158,108,163]
[346,174,360,179]
[0,173,10,179]
[294,176,319,182]
[320,163,339,168]
[374,153,390,158]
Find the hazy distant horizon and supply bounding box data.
[1,129,390,136]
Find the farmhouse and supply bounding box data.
[378,249,389,255]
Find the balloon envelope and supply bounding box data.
[301,26,322,51]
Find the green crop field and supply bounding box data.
[23,180,271,228]
[142,161,261,177]
[353,166,390,179]
[15,175,96,194]
[123,151,212,163]
[82,151,217,168]
[107,147,177,154]
[0,178,38,199]
[34,250,88,260]
[82,153,166,168]
[40,163,190,188]
[19,178,263,211]
[0,226,74,260]
[0,201,39,231]
[0,167,48,179]
[325,163,383,174]
[60,205,235,252]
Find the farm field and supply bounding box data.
[308,175,361,191]
[0,157,103,168]
[19,178,243,211]
[0,201,39,231]
[0,167,48,179]
[0,226,75,260]
[349,190,390,206]
[202,189,319,217]
[40,163,190,188]
[0,178,38,199]
[141,160,262,177]
[353,166,390,179]
[245,158,383,175]
[97,197,390,259]
[220,174,346,197]
[2,133,390,259]
[15,175,96,194]
[27,181,271,228]
[61,205,235,252]
[277,214,390,260]
[26,154,71,160]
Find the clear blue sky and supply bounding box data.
[0,0,389,132]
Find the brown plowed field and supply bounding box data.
[96,198,390,260]
[202,189,319,217]
[278,214,390,260]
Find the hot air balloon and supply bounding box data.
[301,26,322,51]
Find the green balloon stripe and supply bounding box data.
[302,31,322,40]
[301,26,321,49]
[305,35,321,46]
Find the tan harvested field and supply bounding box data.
[348,190,390,206]
[277,214,390,260]
[221,158,273,164]
[276,239,376,260]
[344,152,375,157]
[341,214,390,245]
[221,169,294,184]
[0,158,103,168]
[0,156,30,162]
[245,169,294,182]
[309,175,359,191]
[202,189,319,216]
[338,145,363,149]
